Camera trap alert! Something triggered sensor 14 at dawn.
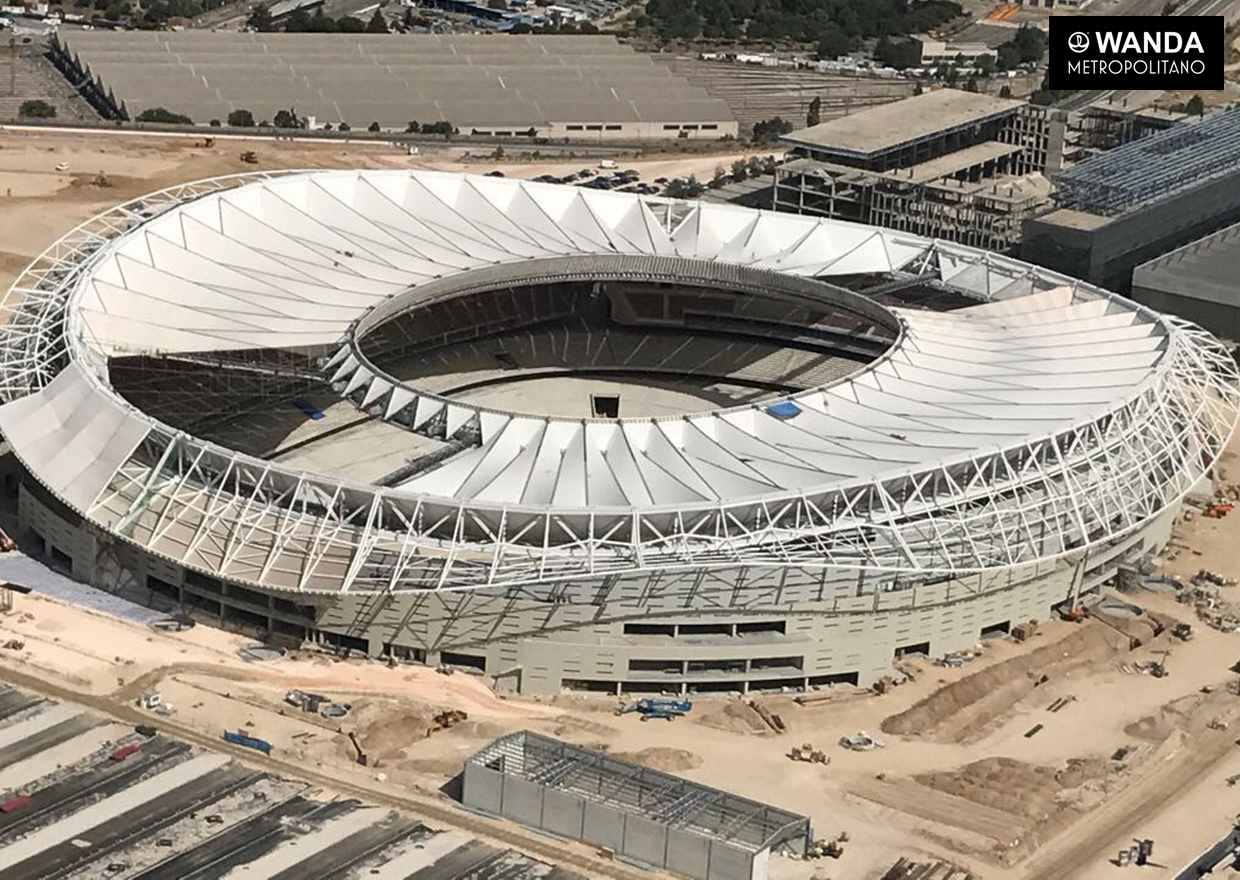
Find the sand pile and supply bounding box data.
[693,700,769,735]
[613,747,702,773]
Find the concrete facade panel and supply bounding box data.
[500,776,545,827]
[665,828,711,879]
[623,814,669,866]
[705,841,756,880]
[461,763,504,814]
[581,802,626,851]
[541,788,585,839]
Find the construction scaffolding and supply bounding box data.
[1054,107,1240,216]
[461,731,810,880]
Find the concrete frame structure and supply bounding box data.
[0,170,1236,696]
[461,730,809,880]
[774,91,1066,252]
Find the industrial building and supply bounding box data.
[0,170,1236,697]
[773,89,1066,251]
[1022,107,1240,293]
[461,731,809,880]
[49,31,738,140]
[1130,219,1240,339]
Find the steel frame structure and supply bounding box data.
[466,730,810,856]
[0,170,1235,597]
[1054,106,1240,216]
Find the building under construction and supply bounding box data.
[1023,106,1240,292]
[461,731,810,880]
[772,89,1066,252]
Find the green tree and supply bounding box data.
[18,99,56,119]
[405,120,421,133]
[806,95,822,128]
[338,121,351,131]
[751,117,793,144]
[730,159,748,182]
[1184,94,1205,116]
[209,118,222,126]
[227,108,255,127]
[816,30,851,60]
[421,120,457,136]
[273,107,302,129]
[999,84,1013,98]
[368,121,381,132]
[246,2,274,30]
[975,54,996,77]
[337,14,365,32]
[663,176,705,198]
[367,8,388,31]
[135,107,192,124]
[487,0,506,7]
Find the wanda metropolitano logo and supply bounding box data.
[1048,16,1222,89]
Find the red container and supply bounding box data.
[0,795,31,813]
[109,744,141,762]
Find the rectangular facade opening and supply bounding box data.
[146,576,180,602]
[678,623,731,636]
[894,641,931,659]
[981,620,1012,639]
[628,658,682,674]
[442,651,487,672]
[737,620,786,635]
[49,546,72,572]
[751,656,804,672]
[591,394,620,418]
[686,658,746,675]
[623,622,675,636]
[321,631,368,655]
[687,680,738,693]
[384,643,427,663]
[562,678,617,693]
[750,676,806,692]
[809,671,860,686]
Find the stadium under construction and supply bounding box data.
[0,170,1235,696]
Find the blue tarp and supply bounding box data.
[766,401,802,420]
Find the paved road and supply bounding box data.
[1174,824,1240,878]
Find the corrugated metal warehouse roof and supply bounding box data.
[56,32,736,132]
[1133,219,1240,306]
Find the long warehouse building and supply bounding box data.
[0,170,1235,696]
[50,31,738,140]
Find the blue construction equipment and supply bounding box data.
[615,698,692,719]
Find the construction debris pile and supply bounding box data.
[285,689,351,719]
[1177,584,1240,633]
[805,832,847,860]
[880,857,977,879]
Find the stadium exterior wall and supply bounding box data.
[12,475,1175,696]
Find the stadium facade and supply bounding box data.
[0,170,1236,696]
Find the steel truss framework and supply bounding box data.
[0,170,1236,596]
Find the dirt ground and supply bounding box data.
[0,127,765,297]
[4,126,1240,879]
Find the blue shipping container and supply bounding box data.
[223,730,272,755]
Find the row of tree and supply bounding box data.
[873,25,1045,73]
[640,0,962,57]
[129,106,461,135]
[246,4,389,33]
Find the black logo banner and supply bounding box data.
[1047,15,1222,90]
